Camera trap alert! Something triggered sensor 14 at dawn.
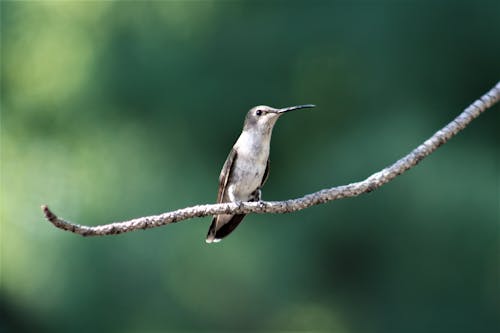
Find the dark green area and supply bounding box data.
[1,1,499,332]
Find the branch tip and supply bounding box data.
[41,204,57,222]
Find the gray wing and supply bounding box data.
[216,148,237,203]
[260,158,270,187]
[206,148,241,243]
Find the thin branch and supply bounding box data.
[42,81,500,237]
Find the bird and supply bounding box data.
[206,104,315,243]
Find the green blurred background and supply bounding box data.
[1,1,499,332]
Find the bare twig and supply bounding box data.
[42,81,500,237]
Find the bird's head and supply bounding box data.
[243,104,315,134]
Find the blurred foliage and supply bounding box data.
[1,1,499,332]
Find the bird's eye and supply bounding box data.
[256,110,263,116]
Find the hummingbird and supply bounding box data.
[206,104,315,243]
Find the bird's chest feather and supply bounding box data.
[229,133,270,200]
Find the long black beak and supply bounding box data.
[277,104,315,113]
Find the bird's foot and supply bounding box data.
[249,188,262,202]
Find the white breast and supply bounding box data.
[228,131,270,201]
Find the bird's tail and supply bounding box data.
[206,214,246,243]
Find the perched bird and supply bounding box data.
[206,104,315,243]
